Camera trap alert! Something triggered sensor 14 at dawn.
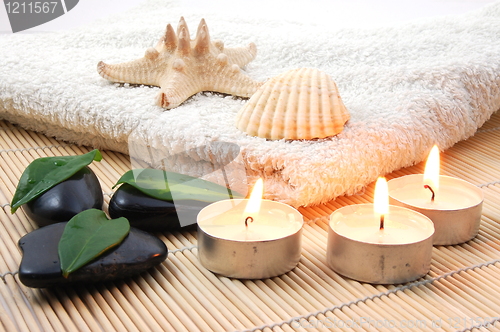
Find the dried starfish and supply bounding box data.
[98,17,262,109]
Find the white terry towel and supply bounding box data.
[0,0,499,207]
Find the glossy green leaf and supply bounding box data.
[113,169,244,202]
[58,209,130,278]
[10,149,102,213]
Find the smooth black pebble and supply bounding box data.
[108,183,207,232]
[18,222,168,288]
[23,166,104,227]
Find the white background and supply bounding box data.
[0,0,496,33]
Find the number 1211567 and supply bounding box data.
[5,2,59,14]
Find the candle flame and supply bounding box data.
[423,145,440,192]
[244,178,263,215]
[374,177,389,216]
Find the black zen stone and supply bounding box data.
[108,183,207,232]
[18,222,168,288]
[23,166,104,227]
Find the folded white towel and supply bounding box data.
[1,0,499,207]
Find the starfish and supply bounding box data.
[97,17,262,109]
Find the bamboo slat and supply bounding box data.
[1,112,500,331]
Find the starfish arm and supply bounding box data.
[97,56,163,86]
[157,65,262,109]
[207,64,262,97]
[156,72,204,109]
[156,88,190,109]
[221,43,257,68]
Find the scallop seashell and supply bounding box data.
[235,68,350,140]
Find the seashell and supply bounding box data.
[235,68,350,140]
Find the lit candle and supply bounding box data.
[388,145,483,245]
[197,179,304,279]
[327,177,434,284]
[374,177,389,231]
[423,145,440,202]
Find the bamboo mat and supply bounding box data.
[1,113,500,332]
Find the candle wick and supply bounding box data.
[245,216,254,227]
[379,214,384,230]
[424,184,435,202]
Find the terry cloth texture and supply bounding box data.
[1,0,499,207]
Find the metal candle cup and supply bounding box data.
[327,204,434,284]
[197,199,303,279]
[388,174,483,245]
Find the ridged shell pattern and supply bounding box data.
[235,68,350,140]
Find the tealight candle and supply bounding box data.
[327,178,434,284]
[197,179,303,279]
[388,145,483,245]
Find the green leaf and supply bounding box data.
[10,149,102,213]
[113,169,244,202]
[58,209,130,278]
